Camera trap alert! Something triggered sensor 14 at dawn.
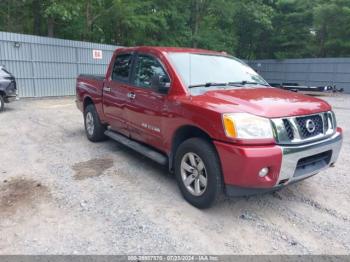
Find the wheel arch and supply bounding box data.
[169,125,213,172]
[83,96,94,111]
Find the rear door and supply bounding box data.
[125,53,170,150]
[102,53,134,136]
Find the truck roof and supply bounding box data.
[114,46,225,55]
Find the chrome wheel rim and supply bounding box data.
[86,112,94,136]
[180,152,208,196]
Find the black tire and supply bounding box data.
[175,137,223,209]
[0,95,4,112]
[84,104,107,142]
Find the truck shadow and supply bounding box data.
[101,138,282,205]
[99,137,348,223]
[1,106,16,112]
[103,138,172,176]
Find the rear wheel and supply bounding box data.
[0,95,4,112]
[84,104,106,142]
[175,137,223,209]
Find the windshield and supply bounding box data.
[168,53,269,90]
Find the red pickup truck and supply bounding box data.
[76,46,343,208]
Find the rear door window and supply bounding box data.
[111,54,132,82]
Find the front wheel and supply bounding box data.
[0,95,4,112]
[84,104,106,142]
[175,138,223,209]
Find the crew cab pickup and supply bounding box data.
[76,47,343,208]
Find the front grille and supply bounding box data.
[297,150,332,168]
[296,115,323,138]
[283,119,294,140]
[294,150,332,177]
[271,111,335,145]
[324,112,329,131]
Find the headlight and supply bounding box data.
[222,113,274,139]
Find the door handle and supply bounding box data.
[127,92,136,99]
[103,86,111,92]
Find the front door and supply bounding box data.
[125,54,170,150]
[102,53,133,136]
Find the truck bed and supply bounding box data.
[76,74,105,113]
[77,74,105,95]
[78,74,105,81]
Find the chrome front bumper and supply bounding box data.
[276,131,343,186]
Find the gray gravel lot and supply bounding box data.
[0,94,349,255]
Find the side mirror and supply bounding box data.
[151,74,170,94]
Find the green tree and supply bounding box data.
[41,0,79,37]
[269,0,314,59]
[231,0,274,59]
[313,0,350,57]
[1,0,350,59]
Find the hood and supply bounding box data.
[189,87,331,118]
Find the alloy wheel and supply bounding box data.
[180,152,208,196]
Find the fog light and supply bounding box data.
[258,167,269,177]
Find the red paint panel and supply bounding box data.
[214,141,283,188]
[189,88,331,118]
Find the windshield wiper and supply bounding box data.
[188,82,230,88]
[189,81,270,89]
[228,81,270,86]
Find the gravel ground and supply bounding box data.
[0,94,349,255]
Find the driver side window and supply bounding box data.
[133,55,169,89]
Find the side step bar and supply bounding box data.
[104,130,168,165]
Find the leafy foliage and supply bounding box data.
[0,0,349,59]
